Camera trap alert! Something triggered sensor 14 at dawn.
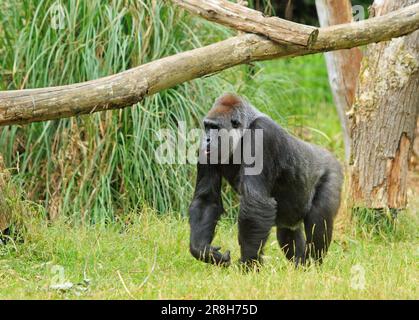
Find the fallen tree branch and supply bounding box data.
[171,0,319,47]
[0,3,418,126]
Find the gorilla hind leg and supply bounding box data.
[277,227,306,266]
[304,171,341,264]
[304,211,333,264]
[238,216,272,267]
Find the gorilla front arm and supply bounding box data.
[188,163,231,266]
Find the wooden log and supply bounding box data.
[171,0,319,47]
[0,3,418,127]
[315,0,363,161]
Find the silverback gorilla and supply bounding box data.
[189,93,343,267]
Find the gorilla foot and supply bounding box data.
[211,246,231,267]
[239,258,262,273]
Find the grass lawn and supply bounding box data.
[1,198,417,300]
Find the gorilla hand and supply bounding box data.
[190,244,231,266]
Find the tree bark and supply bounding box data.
[349,0,419,209]
[315,0,362,161]
[0,155,11,233]
[0,2,418,127]
[411,119,419,170]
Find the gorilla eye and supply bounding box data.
[231,119,241,128]
[205,123,219,130]
[203,120,220,130]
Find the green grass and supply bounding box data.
[1,203,417,299]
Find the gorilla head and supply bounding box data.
[201,94,263,167]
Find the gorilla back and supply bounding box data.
[189,93,343,267]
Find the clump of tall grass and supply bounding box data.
[0,155,46,243]
[0,0,243,221]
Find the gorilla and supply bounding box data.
[189,93,343,267]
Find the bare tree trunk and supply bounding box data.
[315,0,363,161]
[349,0,419,209]
[410,119,419,170]
[0,155,11,233]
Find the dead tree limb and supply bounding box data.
[171,0,319,47]
[0,3,418,127]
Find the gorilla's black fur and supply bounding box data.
[189,93,343,267]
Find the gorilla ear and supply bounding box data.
[231,119,241,128]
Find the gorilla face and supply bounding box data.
[202,108,243,164]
